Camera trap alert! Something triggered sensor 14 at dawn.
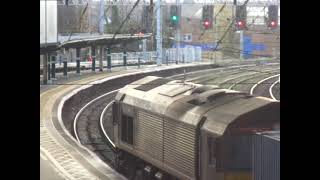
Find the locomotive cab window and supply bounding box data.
[208,137,217,167]
[217,135,252,171]
[112,102,118,124]
[121,114,133,145]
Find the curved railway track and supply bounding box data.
[189,66,279,85]
[171,64,280,98]
[218,69,280,89]
[225,70,279,90]
[100,100,116,149]
[250,74,280,100]
[73,90,119,167]
[269,80,280,100]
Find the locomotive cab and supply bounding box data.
[200,99,280,180]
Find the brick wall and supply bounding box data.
[244,26,280,58]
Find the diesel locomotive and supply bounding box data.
[111,76,280,180]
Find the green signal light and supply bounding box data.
[172,15,178,21]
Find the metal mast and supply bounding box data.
[175,0,180,63]
[156,0,162,65]
[99,0,105,34]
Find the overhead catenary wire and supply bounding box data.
[108,0,142,47]
[213,0,250,52]
[70,1,279,44]
[45,3,277,88]
[51,0,278,69]
[67,2,89,41]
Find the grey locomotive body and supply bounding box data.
[112,76,280,180]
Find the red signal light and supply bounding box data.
[203,20,211,29]
[268,20,277,29]
[236,20,246,30]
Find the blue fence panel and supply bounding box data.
[243,36,266,59]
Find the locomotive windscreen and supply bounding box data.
[216,135,252,171]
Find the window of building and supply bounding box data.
[121,114,134,145]
[183,33,192,42]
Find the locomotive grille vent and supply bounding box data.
[164,118,196,178]
[136,110,163,161]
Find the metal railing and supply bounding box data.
[164,47,202,64]
[41,48,202,67]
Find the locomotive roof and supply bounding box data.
[116,76,279,136]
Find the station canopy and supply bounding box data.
[40,33,152,54]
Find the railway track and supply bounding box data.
[171,64,280,99]
[228,71,279,95]
[223,69,279,90]
[218,68,279,88]
[100,100,116,149]
[269,79,280,100]
[73,90,119,167]
[188,66,276,84]
[66,62,281,179]
[250,74,280,100]
[43,62,274,180]
[270,80,280,100]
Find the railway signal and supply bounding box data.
[202,5,213,30]
[236,5,247,30]
[170,5,180,28]
[268,5,278,29]
[236,20,245,29]
[172,15,178,21]
[270,20,276,27]
[142,5,153,33]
